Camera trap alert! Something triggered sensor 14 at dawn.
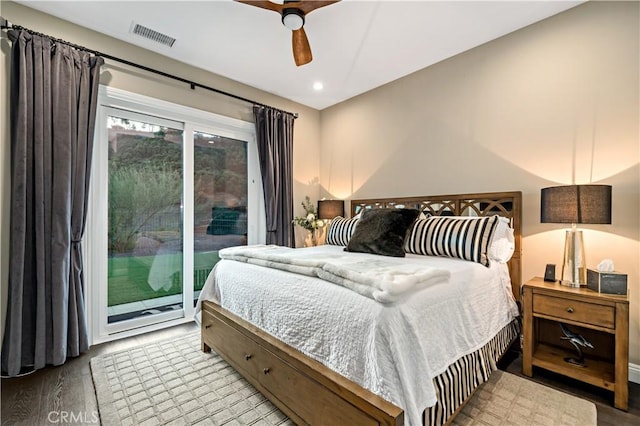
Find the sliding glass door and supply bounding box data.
[88,87,263,343]
[106,113,185,325]
[192,131,248,299]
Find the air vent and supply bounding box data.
[130,22,176,47]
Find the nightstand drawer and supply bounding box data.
[533,293,615,329]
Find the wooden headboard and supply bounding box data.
[350,191,522,302]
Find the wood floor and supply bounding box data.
[1,322,638,425]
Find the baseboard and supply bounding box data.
[630,362,640,384]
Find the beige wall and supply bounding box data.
[0,1,321,340]
[320,1,640,365]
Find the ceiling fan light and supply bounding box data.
[282,9,304,30]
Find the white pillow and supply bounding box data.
[488,216,515,263]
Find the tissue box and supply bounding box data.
[587,269,627,295]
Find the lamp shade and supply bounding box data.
[317,199,344,219]
[540,185,612,224]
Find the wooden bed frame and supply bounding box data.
[201,191,522,425]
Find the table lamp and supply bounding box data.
[540,185,612,287]
[317,199,344,220]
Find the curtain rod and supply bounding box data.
[0,18,298,119]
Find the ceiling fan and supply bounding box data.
[235,1,340,66]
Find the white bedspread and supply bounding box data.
[195,245,519,426]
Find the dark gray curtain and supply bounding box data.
[253,106,295,247]
[1,29,103,377]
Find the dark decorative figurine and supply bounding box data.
[560,323,594,367]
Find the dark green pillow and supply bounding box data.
[345,208,420,257]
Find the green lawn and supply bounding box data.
[107,251,219,306]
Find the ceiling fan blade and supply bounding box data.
[292,27,312,66]
[295,1,341,15]
[234,0,285,13]
[235,1,340,15]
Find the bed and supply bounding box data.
[197,191,522,425]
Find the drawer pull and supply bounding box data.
[263,368,270,375]
[566,307,574,313]
[205,324,211,329]
[245,354,252,361]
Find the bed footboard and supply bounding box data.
[201,300,403,426]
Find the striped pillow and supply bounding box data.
[325,216,359,246]
[404,215,500,266]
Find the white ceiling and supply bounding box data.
[16,1,582,110]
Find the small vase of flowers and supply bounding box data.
[292,196,326,246]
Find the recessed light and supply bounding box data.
[313,81,324,91]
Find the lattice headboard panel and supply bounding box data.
[350,191,522,301]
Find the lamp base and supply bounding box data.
[560,227,586,287]
[560,280,583,288]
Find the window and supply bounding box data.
[86,87,265,343]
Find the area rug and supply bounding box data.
[91,332,597,426]
[451,370,597,426]
[90,332,293,426]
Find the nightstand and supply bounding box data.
[522,276,629,410]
